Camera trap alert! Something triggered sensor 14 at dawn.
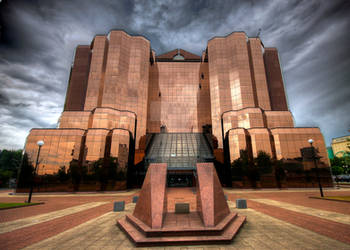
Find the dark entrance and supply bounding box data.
[167,170,195,187]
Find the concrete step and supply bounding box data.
[125,212,238,237]
[117,214,246,247]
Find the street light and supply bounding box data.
[27,140,44,203]
[308,139,324,197]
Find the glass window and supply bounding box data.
[173,54,185,60]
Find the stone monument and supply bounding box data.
[117,163,246,246]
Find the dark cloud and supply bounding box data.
[0,92,10,106]
[0,0,350,149]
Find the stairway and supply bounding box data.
[118,212,246,246]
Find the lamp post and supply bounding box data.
[27,140,44,203]
[308,139,324,197]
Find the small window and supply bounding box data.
[159,92,161,97]
[201,73,204,79]
[199,83,202,89]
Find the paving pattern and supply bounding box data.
[0,202,108,234]
[23,203,137,250]
[23,202,350,250]
[248,200,350,245]
[251,198,350,225]
[0,188,349,249]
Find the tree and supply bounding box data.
[17,153,34,188]
[231,150,250,178]
[57,166,69,183]
[92,157,119,191]
[331,166,344,176]
[331,156,347,175]
[93,158,108,190]
[68,159,83,191]
[273,159,286,188]
[0,149,22,172]
[0,169,13,187]
[331,156,345,168]
[231,158,244,181]
[231,150,260,188]
[0,149,23,187]
[255,151,273,175]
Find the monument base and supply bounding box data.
[117,163,245,246]
[118,213,245,246]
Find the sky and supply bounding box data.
[0,0,349,150]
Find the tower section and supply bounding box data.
[207,32,328,168]
[25,31,151,176]
[100,31,150,145]
[147,49,211,133]
[208,33,256,148]
[263,48,289,111]
[64,45,91,111]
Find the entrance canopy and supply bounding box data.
[145,133,214,170]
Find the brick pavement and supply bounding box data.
[251,198,350,225]
[0,190,138,250]
[0,203,115,250]
[0,202,108,234]
[248,200,350,245]
[0,192,138,223]
[225,188,350,215]
[0,188,349,249]
[23,202,350,250]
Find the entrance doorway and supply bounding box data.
[167,171,195,187]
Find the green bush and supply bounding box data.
[231,149,259,187]
[0,149,22,187]
[68,159,83,191]
[17,153,34,188]
[331,156,349,175]
[0,169,13,187]
[255,151,273,175]
[57,166,69,183]
[331,165,344,176]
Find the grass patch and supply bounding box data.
[310,196,350,203]
[0,202,43,210]
[324,196,350,202]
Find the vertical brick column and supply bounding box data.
[264,48,288,111]
[248,38,271,110]
[84,36,108,110]
[64,45,91,111]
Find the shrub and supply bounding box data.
[255,151,273,175]
[17,153,34,188]
[68,159,83,191]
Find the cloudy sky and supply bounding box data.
[0,0,349,150]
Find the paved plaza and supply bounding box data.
[0,188,349,249]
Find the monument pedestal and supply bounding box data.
[117,163,245,246]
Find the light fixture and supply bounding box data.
[27,140,45,203]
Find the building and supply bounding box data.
[327,147,334,160]
[331,135,350,158]
[23,30,329,187]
